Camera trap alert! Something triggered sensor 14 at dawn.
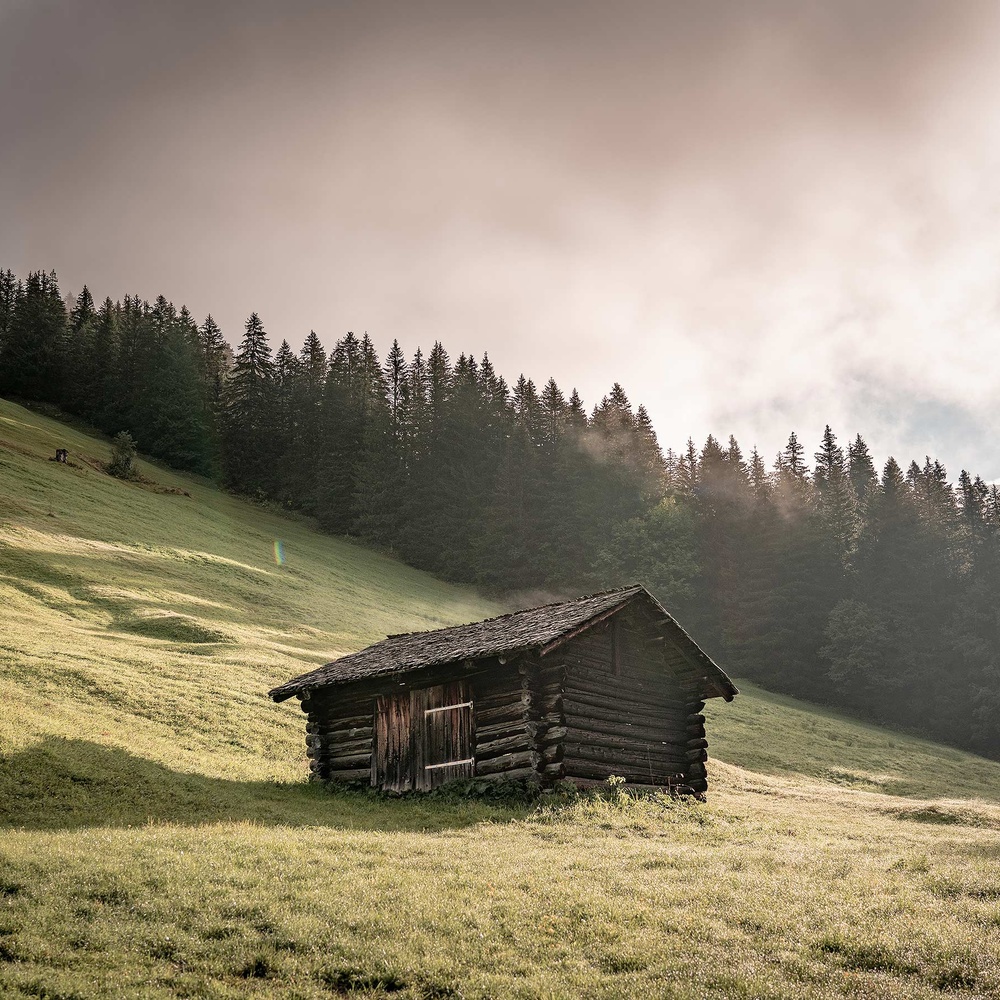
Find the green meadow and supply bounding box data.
[2,396,999,999]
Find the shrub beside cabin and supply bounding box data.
[269,585,737,795]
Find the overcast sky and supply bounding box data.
[3,0,1000,478]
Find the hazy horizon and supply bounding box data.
[4,0,1000,479]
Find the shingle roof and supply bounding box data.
[268,584,738,703]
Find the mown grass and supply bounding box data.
[2,397,999,999]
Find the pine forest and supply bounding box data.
[2,267,997,759]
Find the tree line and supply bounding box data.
[2,267,998,757]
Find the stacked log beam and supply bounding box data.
[300,689,375,785]
[470,665,530,782]
[557,606,710,790]
[518,657,565,783]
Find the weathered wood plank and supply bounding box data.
[413,680,474,791]
[326,768,371,783]
[475,720,523,741]
[568,662,686,695]
[475,732,530,758]
[562,758,684,783]
[476,703,524,726]
[327,751,373,768]
[476,766,539,783]
[475,750,535,776]
[374,691,411,792]
[563,743,688,771]
[562,692,693,726]
[325,737,373,756]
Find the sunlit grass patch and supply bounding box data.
[111,610,232,644]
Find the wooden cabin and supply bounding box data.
[269,585,738,795]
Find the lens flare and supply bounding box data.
[273,540,285,566]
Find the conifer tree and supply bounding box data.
[221,313,277,495]
[537,386,592,587]
[396,343,452,564]
[822,456,930,715]
[676,438,699,495]
[89,298,120,430]
[316,332,362,532]
[1,270,68,401]
[65,286,97,416]
[566,388,587,430]
[198,315,229,408]
[540,377,566,445]
[271,340,299,500]
[316,332,389,533]
[0,269,20,362]
[814,425,856,569]
[281,330,327,512]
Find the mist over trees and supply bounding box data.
[2,266,998,757]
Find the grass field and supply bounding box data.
[2,396,999,999]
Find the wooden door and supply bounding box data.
[413,680,474,790]
[373,680,474,791]
[373,691,413,792]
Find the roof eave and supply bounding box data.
[268,645,539,703]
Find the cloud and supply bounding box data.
[3,1,1000,478]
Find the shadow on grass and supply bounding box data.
[0,737,528,832]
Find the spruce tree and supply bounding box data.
[272,340,299,501]
[90,298,121,431]
[814,425,856,569]
[221,313,277,495]
[1,270,68,401]
[281,330,327,513]
[65,286,97,417]
[198,315,229,409]
[824,456,931,717]
[0,269,20,363]
[316,332,389,533]
[848,434,878,510]
[540,377,566,445]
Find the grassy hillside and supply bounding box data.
[0,397,500,788]
[2,396,999,999]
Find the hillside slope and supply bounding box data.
[2,397,999,999]
[0,397,501,789]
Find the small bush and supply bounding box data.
[107,431,137,480]
[605,774,628,803]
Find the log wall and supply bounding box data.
[470,663,535,781]
[557,602,709,793]
[301,685,375,785]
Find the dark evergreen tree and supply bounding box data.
[89,298,121,430]
[221,313,277,495]
[0,269,21,362]
[198,315,229,410]
[316,332,388,533]
[65,286,97,416]
[848,434,878,511]
[283,329,327,513]
[1,270,67,401]
[813,425,856,570]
